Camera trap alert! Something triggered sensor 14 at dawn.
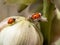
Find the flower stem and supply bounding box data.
[40,0,55,45]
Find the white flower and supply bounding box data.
[0,16,43,45]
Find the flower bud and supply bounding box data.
[0,16,43,45]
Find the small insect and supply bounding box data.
[31,12,41,20]
[8,18,15,24]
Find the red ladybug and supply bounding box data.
[8,18,15,24]
[32,12,41,19]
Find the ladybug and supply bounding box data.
[8,18,15,24]
[31,12,41,20]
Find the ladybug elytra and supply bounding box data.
[8,18,15,24]
[32,12,41,19]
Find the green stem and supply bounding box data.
[40,0,55,45]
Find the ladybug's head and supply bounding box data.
[31,12,47,22]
